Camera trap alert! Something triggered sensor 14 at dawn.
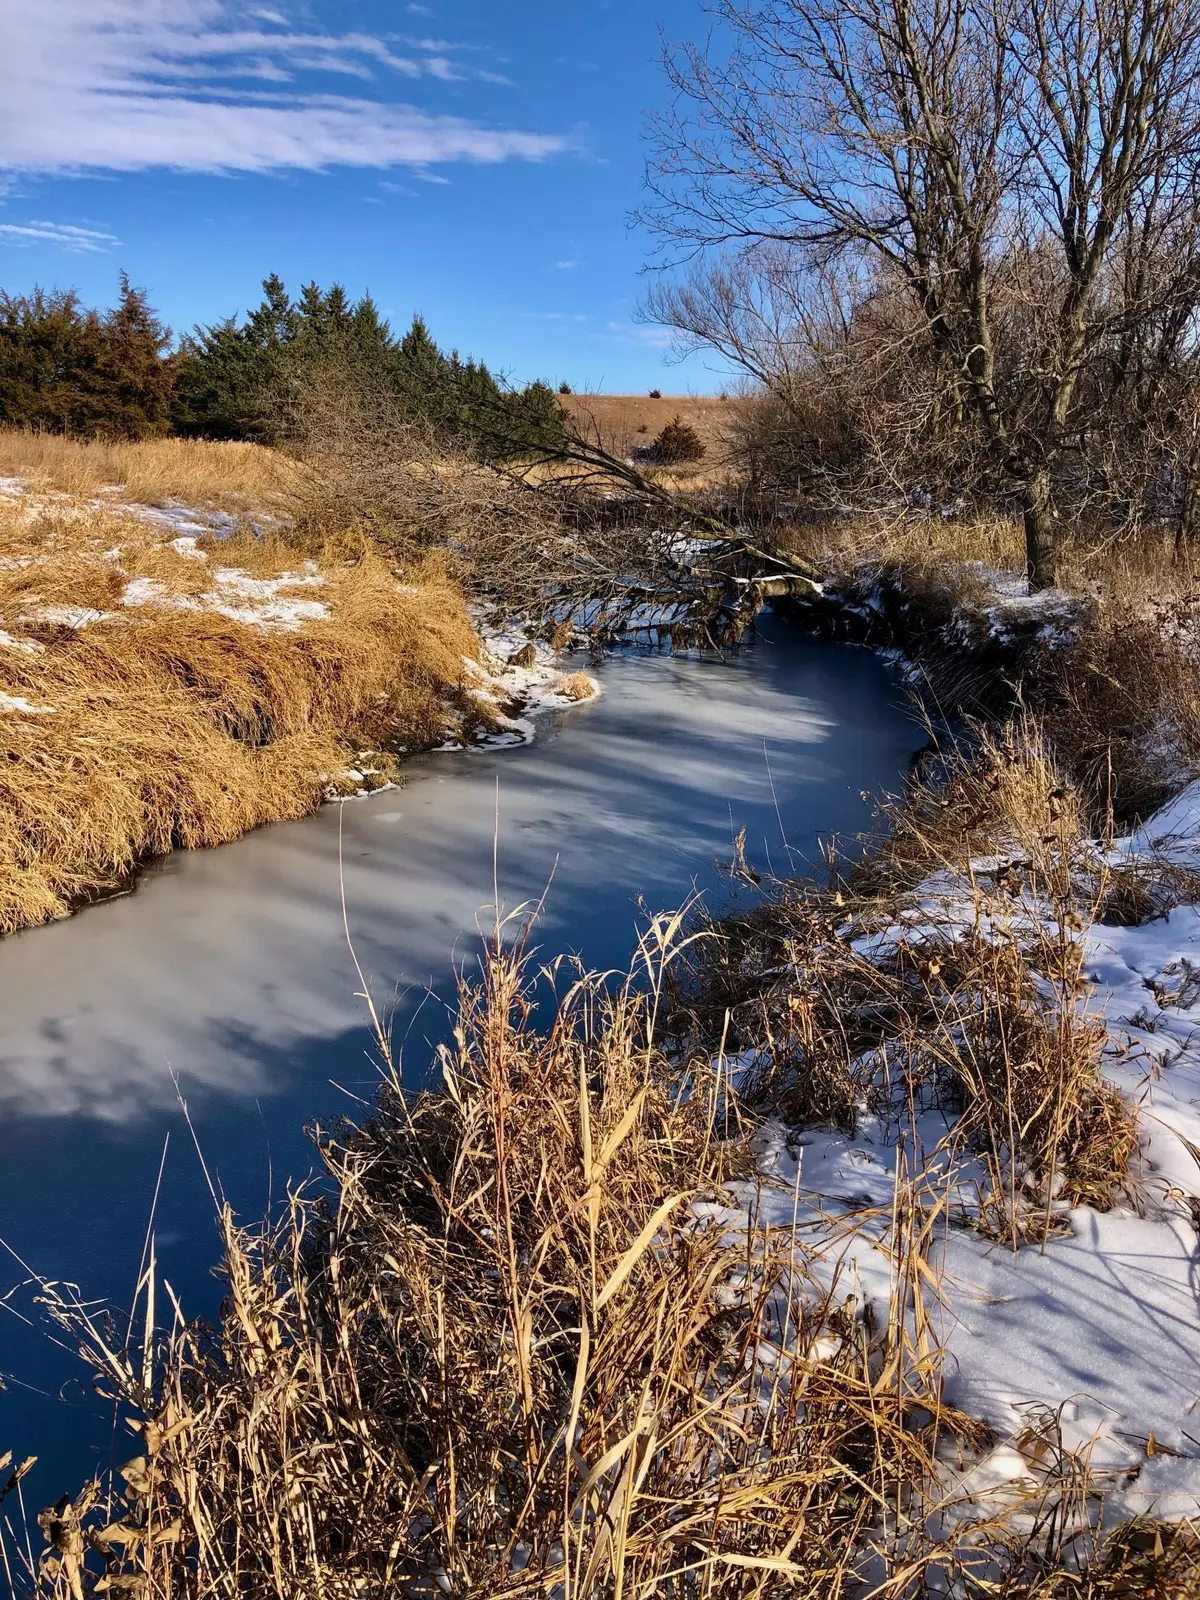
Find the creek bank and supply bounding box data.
[0,615,921,1522]
[0,474,604,935]
[662,545,1200,1560]
[773,560,1084,719]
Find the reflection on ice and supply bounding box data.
[0,616,920,1495]
[0,628,861,1124]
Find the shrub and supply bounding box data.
[651,413,706,465]
[648,387,662,398]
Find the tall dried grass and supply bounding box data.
[20,915,1187,1597]
[779,507,1200,608]
[0,430,298,512]
[24,920,1014,1600]
[680,721,1139,1246]
[1042,603,1200,824]
[0,489,481,931]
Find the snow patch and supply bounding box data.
[716,785,1200,1530]
[0,691,54,715]
[450,620,601,749]
[0,629,43,655]
[120,569,330,632]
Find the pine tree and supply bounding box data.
[174,280,563,456]
[0,290,102,431]
[175,277,298,441]
[0,280,173,438]
[93,273,175,438]
[244,274,296,348]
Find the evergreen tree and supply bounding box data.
[93,273,175,438]
[175,277,564,456]
[174,275,296,442]
[244,273,296,348]
[0,290,102,432]
[179,279,408,441]
[0,279,172,439]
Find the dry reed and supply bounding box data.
[0,481,482,932]
[23,919,980,1600]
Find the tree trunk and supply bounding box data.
[1176,452,1199,563]
[1022,473,1058,592]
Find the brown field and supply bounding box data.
[0,429,301,512]
[559,392,743,466]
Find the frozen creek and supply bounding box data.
[0,613,921,1500]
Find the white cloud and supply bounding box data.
[526,312,589,323]
[554,259,580,269]
[0,221,120,253]
[605,321,674,349]
[0,0,568,177]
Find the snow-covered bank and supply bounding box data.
[0,475,598,785]
[701,680,1200,1547]
[442,620,598,752]
[731,863,1200,1531]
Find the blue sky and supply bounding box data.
[0,0,731,393]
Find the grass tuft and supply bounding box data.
[0,440,485,932]
[24,922,965,1599]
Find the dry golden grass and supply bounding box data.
[554,392,744,490]
[779,506,1200,606]
[557,669,598,700]
[683,720,1140,1245]
[560,392,741,457]
[0,429,299,513]
[21,915,1176,1598]
[0,486,481,933]
[25,921,1019,1600]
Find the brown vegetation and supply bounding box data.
[558,392,738,468]
[27,914,1142,1600]
[22,840,1195,1596]
[0,429,298,512]
[0,438,489,933]
[684,720,1141,1245]
[644,0,1200,587]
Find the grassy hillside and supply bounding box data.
[559,392,742,464]
[0,431,490,932]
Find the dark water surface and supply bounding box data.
[0,614,921,1500]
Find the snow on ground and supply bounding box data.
[0,478,598,754]
[438,620,600,750]
[0,628,42,655]
[0,480,326,635]
[119,501,237,539]
[121,567,330,632]
[0,691,54,715]
[718,783,1200,1535]
[32,606,113,630]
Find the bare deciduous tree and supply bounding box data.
[642,0,1200,586]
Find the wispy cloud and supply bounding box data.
[0,1,570,177]
[526,312,589,323]
[0,221,120,253]
[423,56,463,82]
[554,260,580,270]
[604,321,674,349]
